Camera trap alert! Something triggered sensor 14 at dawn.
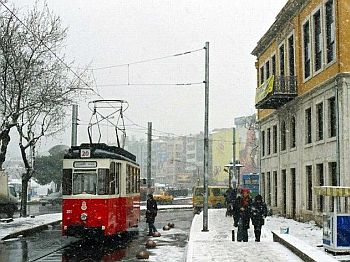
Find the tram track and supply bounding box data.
[28,239,82,262]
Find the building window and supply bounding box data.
[306,165,313,211]
[316,163,324,212]
[267,128,271,155]
[273,171,278,207]
[329,161,337,212]
[303,20,311,79]
[273,125,277,154]
[329,162,337,186]
[290,116,296,148]
[325,0,335,64]
[316,102,324,141]
[291,168,296,216]
[260,66,264,85]
[266,60,270,79]
[261,130,265,156]
[267,172,271,205]
[281,121,287,151]
[305,107,312,144]
[271,54,276,76]
[328,96,336,137]
[288,34,295,76]
[261,172,265,201]
[279,43,285,76]
[313,9,323,72]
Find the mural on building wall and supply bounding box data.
[211,128,233,185]
[239,127,258,174]
[235,115,259,175]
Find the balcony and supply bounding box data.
[255,75,297,109]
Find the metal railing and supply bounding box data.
[273,75,297,94]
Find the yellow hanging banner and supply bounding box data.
[255,75,275,104]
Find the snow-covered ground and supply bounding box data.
[185,209,350,262]
[1,208,350,261]
[0,213,61,240]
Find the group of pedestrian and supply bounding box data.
[146,189,267,241]
[228,188,268,242]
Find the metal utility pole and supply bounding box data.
[147,122,152,192]
[203,41,209,232]
[71,104,78,147]
[231,127,236,188]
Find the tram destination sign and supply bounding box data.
[74,161,97,168]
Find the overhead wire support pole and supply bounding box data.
[71,104,78,147]
[203,41,209,232]
[147,122,152,193]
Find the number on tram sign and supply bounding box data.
[80,149,91,158]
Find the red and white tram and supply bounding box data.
[61,143,140,238]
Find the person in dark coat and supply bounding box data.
[236,188,252,242]
[233,192,241,227]
[225,187,237,217]
[146,194,158,236]
[250,194,268,242]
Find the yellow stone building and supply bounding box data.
[252,0,350,223]
[210,128,233,185]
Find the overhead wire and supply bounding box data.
[0,1,204,96]
[0,0,93,92]
[91,48,204,70]
[92,82,204,87]
[0,0,208,143]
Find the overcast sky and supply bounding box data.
[8,0,286,151]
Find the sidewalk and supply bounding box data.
[185,209,343,262]
[0,213,62,241]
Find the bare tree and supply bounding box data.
[0,2,90,216]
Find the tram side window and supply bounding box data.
[109,162,116,195]
[136,169,140,193]
[98,169,109,195]
[132,167,136,193]
[116,163,121,194]
[126,165,131,194]
[62,169,72,195]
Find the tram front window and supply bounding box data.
[73,173,97,195]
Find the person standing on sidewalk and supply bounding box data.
[250,194,267,242]
[237,188,252,242]
[146,194,158,236]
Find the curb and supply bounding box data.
[272,231,337,262]
[1,220,62,241]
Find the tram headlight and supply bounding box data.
[80,213,88,221]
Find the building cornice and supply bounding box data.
[251,0,309,57]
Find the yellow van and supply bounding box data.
[192,186,228,214]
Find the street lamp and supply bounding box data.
[225,161,244,188]
[235,161,244,188]
[224,163,234,188]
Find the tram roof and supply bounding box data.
[64,143,137,163]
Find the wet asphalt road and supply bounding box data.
[0,207,193,262]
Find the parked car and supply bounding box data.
[40,192,62,206]
[153,191,173,204]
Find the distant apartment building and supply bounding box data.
[185,133,204,186]
[252,0,349,223]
